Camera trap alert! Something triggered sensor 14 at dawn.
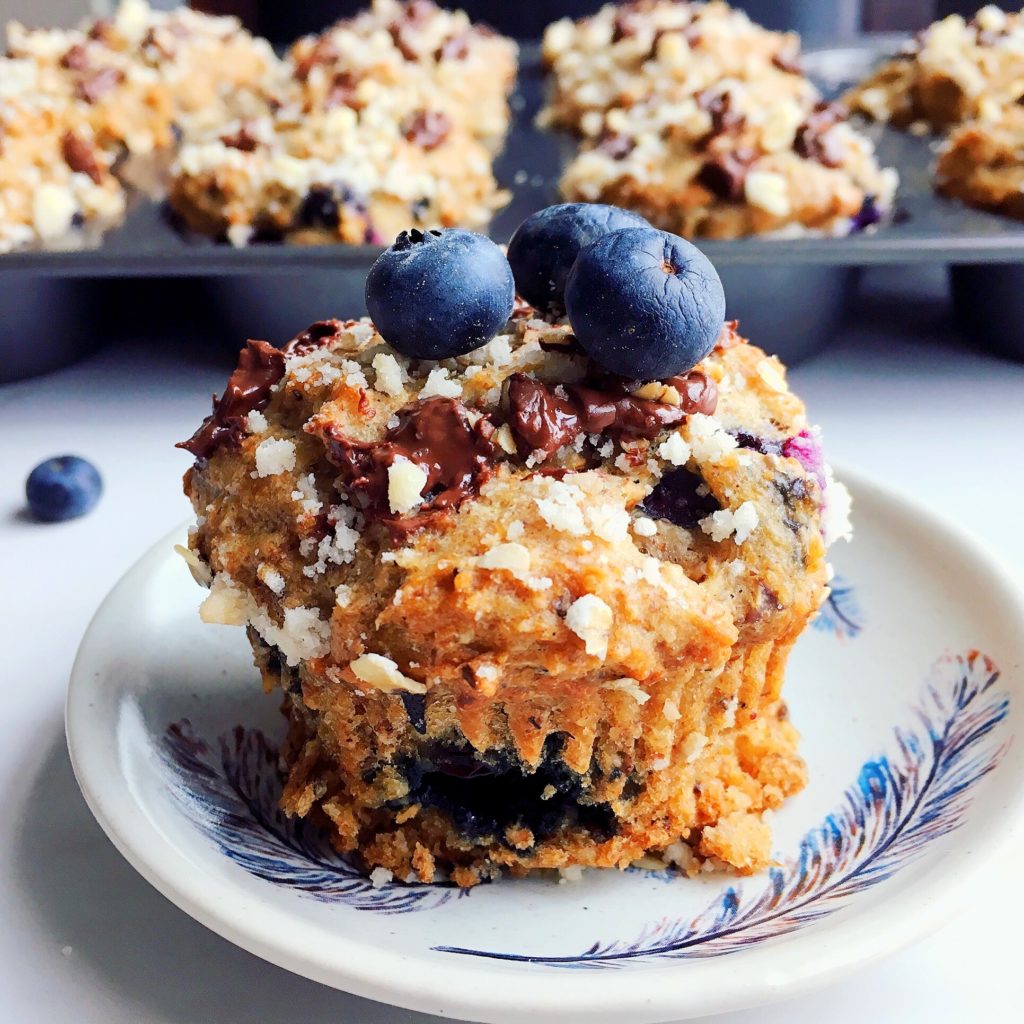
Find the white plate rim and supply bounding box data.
[65,466,1024,1023]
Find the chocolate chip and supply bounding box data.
[612,9,644,42]
[697,149,756,201]
[402,110,451,150]
[697,89,745,142]
[61,131,103,185]
[794,102,847,168]
[60,44,90,71]
[294,39,338,82]
[389,0,437,60]
[220,125,259,152]
[76,66,124,104]
[325,70,362,110]
[87,19,112,41]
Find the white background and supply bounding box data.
[1,267,1022,1022]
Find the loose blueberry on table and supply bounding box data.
[506,202,650,313]
[25,455,102,522]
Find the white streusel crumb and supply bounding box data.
[565,593,613,659]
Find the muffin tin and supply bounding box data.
[4,38,1024,382]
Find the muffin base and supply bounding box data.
[259,638,807,887]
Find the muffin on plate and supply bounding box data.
[178,207,850,886]
[542,1,897,238]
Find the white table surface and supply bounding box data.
[2,267,1022,1023]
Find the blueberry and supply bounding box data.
[565,227,725,380]
[365,228,514,359]
[26,455,102,522]
[506,203,649,312]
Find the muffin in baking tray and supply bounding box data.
[178,209,850,886]
[290,0,518,152]
[0,0,515,251]
[0,0,280,251]
[936,105,1024,220]
[846,5,1024,132]
[542,1,897,238]
[541,0,816,133]
[168,0,516,246]
[4,0,278,176]
[0,97,126,254]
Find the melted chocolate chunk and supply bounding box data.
[177,340,286,460]
[76,66,124,104]
[321,398,497,533]
[61,131,103,185]
[642,467,720,529]
[282,319,344,356]
[794,102,847,169]
[402,110,451,150]
[665,370,718,416]
[697,148,756,201]
[505,374,688,458]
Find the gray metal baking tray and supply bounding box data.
[3,38,1023,381]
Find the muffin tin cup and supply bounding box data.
[4,39,1024,381]
[949,264,1024,362]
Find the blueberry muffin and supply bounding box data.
[0,0,280,251]
[846,5,1024,131]
[178,208,850,886]
[290,0,518,152]
[168,0,516,246]
[543,1,897,238]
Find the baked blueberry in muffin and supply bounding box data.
[178,205,850,886]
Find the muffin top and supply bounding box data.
[180,307,847,706]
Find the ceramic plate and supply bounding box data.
[66,471,1024,1023]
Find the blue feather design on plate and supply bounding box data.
[435,650,1008,966]
[159,721,459,912]
[812,575,864,640]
